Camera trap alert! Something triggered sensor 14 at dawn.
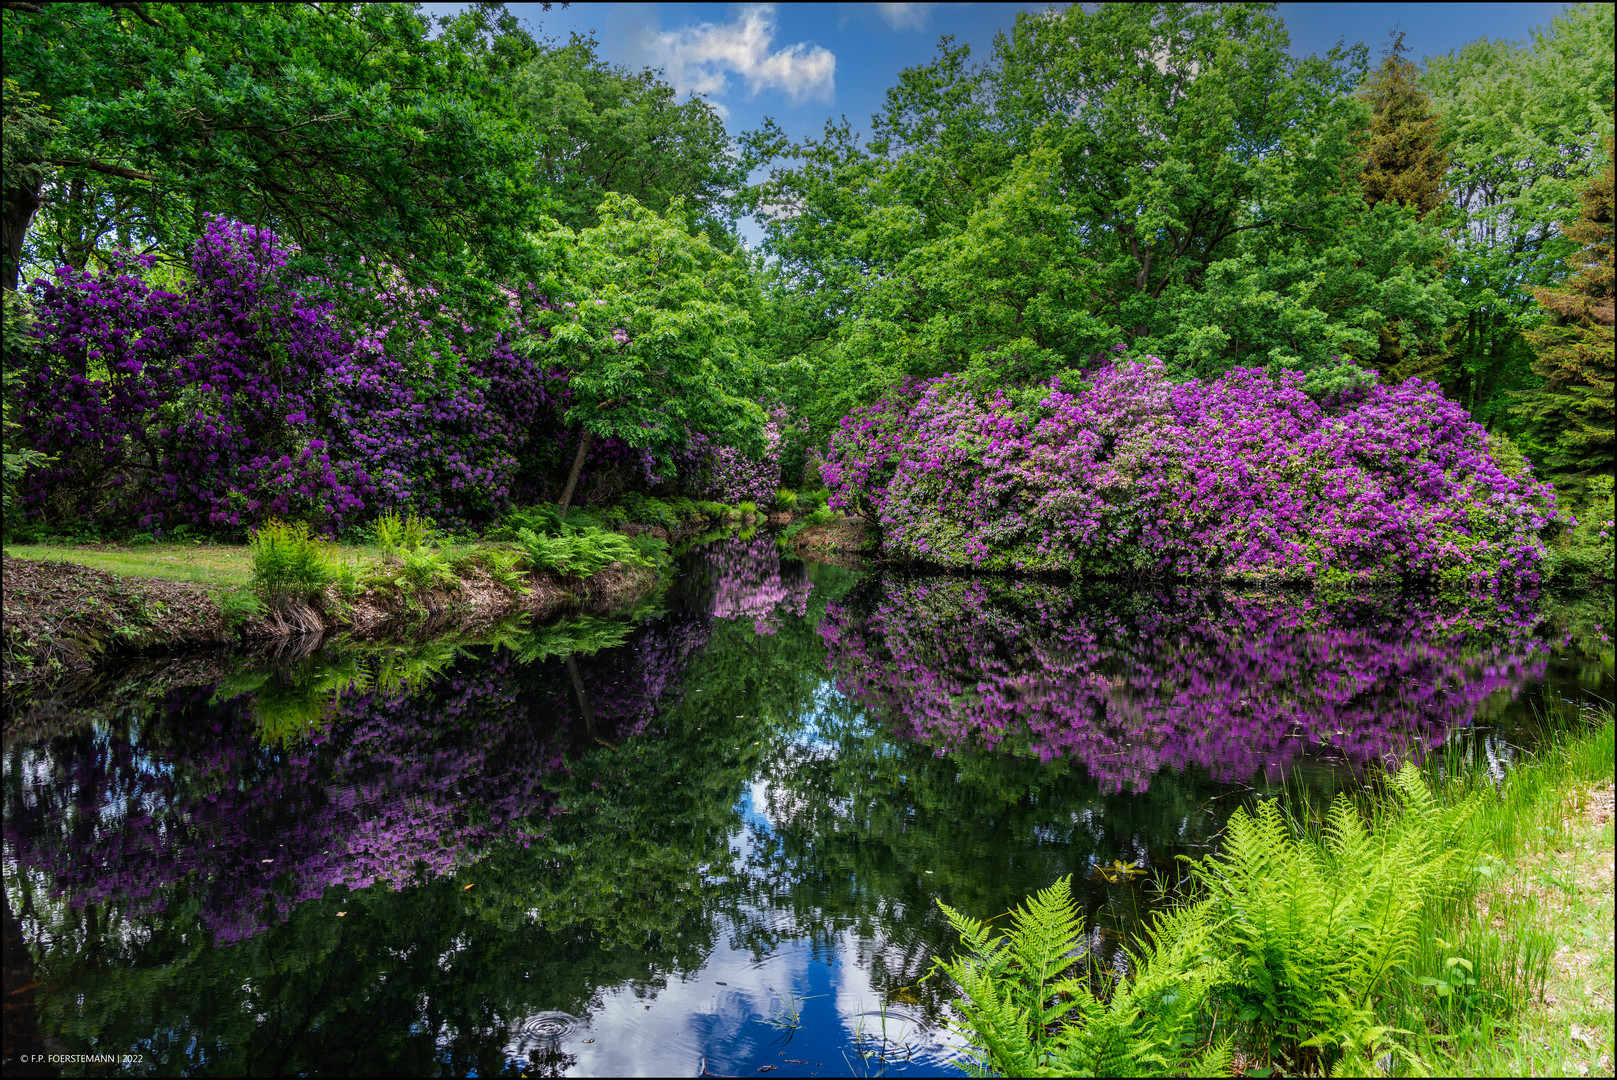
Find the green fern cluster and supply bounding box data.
[936,878,1231,1078]
[1190,764,1481,1074]
[938,765,1487,1078]
[516,526,646,577]
[249,519,334,605]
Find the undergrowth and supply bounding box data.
[935,707,1616,1077]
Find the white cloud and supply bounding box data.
[645,4,835,108]
[873,3,938,32]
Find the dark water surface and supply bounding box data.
[4,535,1612,1077]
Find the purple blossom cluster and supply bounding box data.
[11,220,669,533]
[821,357,1567,591]
[677,409,786,505]
[820,577,1549,794]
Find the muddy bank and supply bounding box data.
[1,553,660,696]
[786,516,873,561]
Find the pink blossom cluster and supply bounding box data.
[822,356,1566,592]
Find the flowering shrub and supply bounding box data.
[10,219,674,535]
[676,408,787,506]
[823,356,1566,591]
[821,577,1549,794]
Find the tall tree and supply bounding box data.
[1357,32,1448,219]
[1423,2,1616,431]
[1513,134,1615,491]
[522,195,765,517]
[1,2,548,297]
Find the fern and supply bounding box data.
[1189,764,1476,1073]
[936,876,1227,1078]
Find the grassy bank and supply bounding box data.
[935,705,1615,1078]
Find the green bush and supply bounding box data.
[516,525,647,577]
[798,488,830,512]
[617,493,679,529]
[215,586,267,629]
[628,532,672,573]
[669,496,699,520]
[696,499,729,518]
[772,488,799,511]
[737,499,758,515]
[371,509,434,552]
[250,520,335,606]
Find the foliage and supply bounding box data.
[1357,34,1448,220]
[519,195,766,506]
[935,877,1229,1077]
[250,520,334,606]
[1423,3,1616,434]
[371,510,434,554]
[772,488,798,511]
[1513,134,1615,491]
[740,3,1464,447]
[515,526,646,578]
[823,355,1566,590]
[1,1,545,299]
[501,31,741,237]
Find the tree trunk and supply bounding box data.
[566,653,614,749]
[1,180,42,293]
[556,429,594,518]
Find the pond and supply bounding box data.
[3,535,1611,1077]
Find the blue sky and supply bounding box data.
[423,2,1573,242]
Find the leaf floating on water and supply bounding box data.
[582,1039,595,1044]
[463,883,475,890]
[336,912,346,917]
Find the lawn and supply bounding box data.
[2,541,389,588]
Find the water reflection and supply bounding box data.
[822,577,1551,793]
[2,542,1606,1077]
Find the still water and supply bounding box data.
[3,535,1611,1076]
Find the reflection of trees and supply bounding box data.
[822,577,1548,794]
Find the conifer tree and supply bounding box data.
[1355,32,1452,381]
[1358,32,1448,219]
[1513,131,1615,490]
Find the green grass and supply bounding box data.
[3,541,258,586]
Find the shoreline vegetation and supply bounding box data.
[934,706,1616,1078]
[1,500,824,694]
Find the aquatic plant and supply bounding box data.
[822,355,1567,591]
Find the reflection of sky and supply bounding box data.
[506,772,972,1078]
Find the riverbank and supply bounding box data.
[0,548,661,695]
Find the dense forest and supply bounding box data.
[3,1,1612,588]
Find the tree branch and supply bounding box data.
[48,158,155,182]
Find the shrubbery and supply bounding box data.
[823,355,1566,591]
[7,217,766,537]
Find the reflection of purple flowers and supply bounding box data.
[3,623,708,944]
[821,357,1565,591]
[682,535,812,634]
[821,578,1548,794]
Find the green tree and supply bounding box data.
[1513,134,1615,492]
[742,3,1459,444]
[1,2,549,298]
[523,195,765,516]
[1424,3,1616,432]
[503,32,742,238]
[1357,33,1448,219]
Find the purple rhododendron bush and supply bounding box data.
[822,356,1567,593]
[821,576,1549,795]
[9,218,665,534]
